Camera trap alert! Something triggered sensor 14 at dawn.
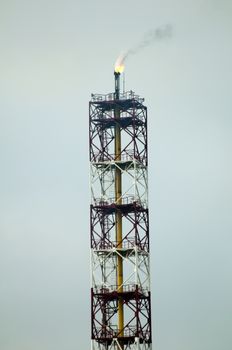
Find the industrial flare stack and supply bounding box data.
[89,68,152,350]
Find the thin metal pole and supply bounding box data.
[123,72,125,94]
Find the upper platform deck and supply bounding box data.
[90,90,146,111]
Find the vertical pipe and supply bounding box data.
[114,72,124,340]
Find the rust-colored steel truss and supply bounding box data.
[91,288,151,344]
[90,204,149,252]
[89,93,147,165]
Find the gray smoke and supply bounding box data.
[115,24,172,67]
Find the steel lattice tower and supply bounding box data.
[89,71,152,350]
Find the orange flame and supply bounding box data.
[114,54,125,73]
[114,64,124,73]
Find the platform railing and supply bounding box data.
[94,284,149,295]
[91,110,146,122]
[94,239,148,251]
[91,91,144,104]
[92,150,147,164]
[95,151,135,162]
[94,325,150,339]
[94,196,146,208]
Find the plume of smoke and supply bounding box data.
[115,24,172,67]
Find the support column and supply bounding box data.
[114,73,124,338]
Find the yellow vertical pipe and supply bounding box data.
[115,103,124,338]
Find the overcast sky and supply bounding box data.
[0,1,232,349]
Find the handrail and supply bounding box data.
[92,151,146,163]
[94,196,146,207]
[91,91,144,104]
[94,284,149,295]
[95,325,150,339]
[94,239,148,251]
